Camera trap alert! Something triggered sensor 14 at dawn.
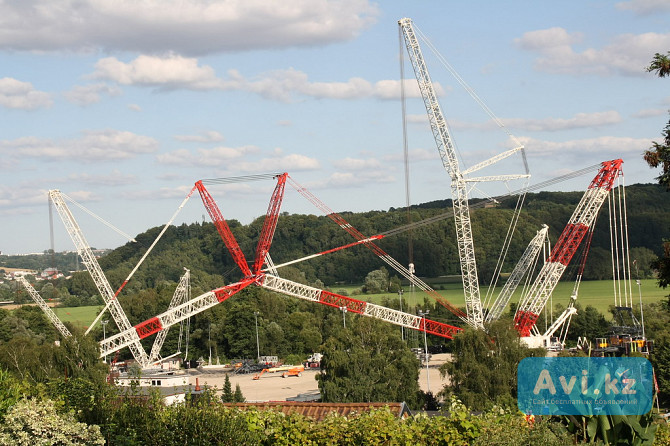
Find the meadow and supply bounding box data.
[52,279,668,328]
[334,279,668,320]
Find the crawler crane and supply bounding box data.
[399,18,529,328]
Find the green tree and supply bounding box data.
[646,51,670,77]
[221,374,233,402]
[644,51,670,300]
[233,383,245,402]
[363,267,389,294]
[317,317,422,408]
[0,398,105,445]
[440,320,545,411]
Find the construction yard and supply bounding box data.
[190,354,451,403]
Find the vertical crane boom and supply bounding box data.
[399,18,528,327]
[513,159,623,336]
[48,190,150,366]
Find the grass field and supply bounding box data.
[334,279,669,319]
[53,305,102,328]
[50,280,668,327]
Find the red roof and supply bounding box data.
[220,401,411,421]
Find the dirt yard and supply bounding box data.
[190,353,451,402]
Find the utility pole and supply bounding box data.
[339,306,348,328]
[398,289,405,340]
[102,320,109,363]
[418,309,430,393]
[254,311,260,361]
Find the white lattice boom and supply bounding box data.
[485,225,549,323]
[149,269,190,362]
[49,190,150,366]
[17,276,71,338]
[399,18,529,329]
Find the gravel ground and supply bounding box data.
[190,354,451,402]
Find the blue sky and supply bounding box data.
[1,0,669,255]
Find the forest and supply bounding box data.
[0,182,668,365]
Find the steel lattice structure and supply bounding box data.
[513,159,623,336]
[398,18,528,328]
[17,276,72,339]
[49,190,150,366]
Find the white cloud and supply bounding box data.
[64,83,121,106]
[67,170,138,186]
[127,103,142,112]
[0,129,158,162]
[316,170,395,189]
[501,111,623,132]
[235,153,320,172]
[520,135,652,157]
[91,56,441,101]
[122,185,198,201]
[632,108,667,118]
[516,27,670,76]
[0,0,379,56]
[157,145,260,166]
[332,157,382,170]
[92,54,224,89]
[174,131,225,143]
[0,77,52,110]
[616,0,670,15]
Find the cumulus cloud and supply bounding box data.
[64,83,121,106]
[67,169,138,186]
[616,0,670,15]
[515,27,670,76]
[0,129,158,162]
[157,145,259,166]
[90,55,436,101]
[520,135,653,157]
[0,77,52,110]
[314,170,395,189]
[235,153,321,172]
[0,0,379,56]
[501,111,623,132]
[174,131,225,143]
[92,54,224,89]
[332,157,382,170]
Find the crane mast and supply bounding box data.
[17,276,72,339]
[48,190,150,366]
[513,159,623,336]
[399,18,485,327]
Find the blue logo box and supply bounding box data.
[517,357,653,416]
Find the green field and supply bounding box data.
[53,305,103,328]
[51,279,668,327]
[335,279,668,319]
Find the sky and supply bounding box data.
[1,0,670,256]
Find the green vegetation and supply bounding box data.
[53,305,102,327]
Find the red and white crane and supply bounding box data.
[513,159,624,337]
[48,190,150,367]
[398,18,529,328]
[99,174,463,358]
